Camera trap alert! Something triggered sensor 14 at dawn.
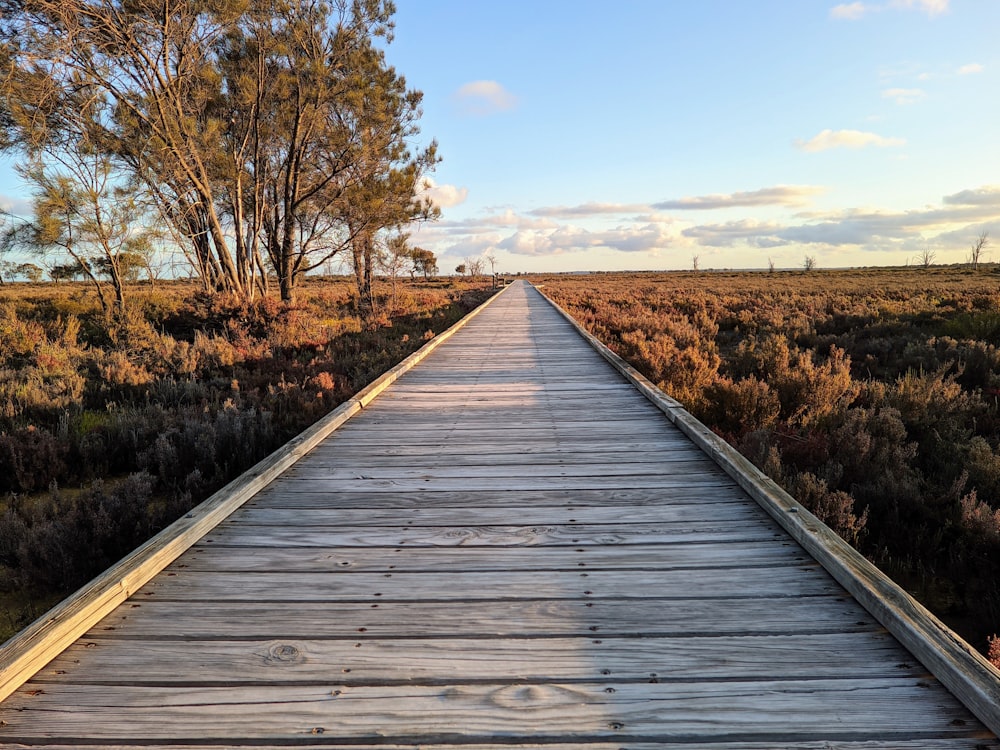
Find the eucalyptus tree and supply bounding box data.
[0,0,438,304]
[409,247,437,279]
[3,156,155,313]
[0,0,249,295]
[335,21,439,309]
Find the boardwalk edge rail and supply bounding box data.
[534,283,1000,737]
[0,283,511,703]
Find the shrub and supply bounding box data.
[959,490,1000,546]
[989,634,1000,670]
[0,473,157,591]
[702,376,781,435]
[0,426,68,493]
[790,472,868,545]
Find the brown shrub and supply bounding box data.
[702,376,781,435]
[959,490,1000,545]
[790,472,868,545]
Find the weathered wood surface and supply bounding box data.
[1,280,997,748]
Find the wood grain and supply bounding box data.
[0,680,984,742]
[82,595,879,640]
[36,632,922,685]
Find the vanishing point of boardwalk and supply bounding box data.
[1,281,998,747]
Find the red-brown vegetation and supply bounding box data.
[539,267,1000,661]
[0,277,493,639]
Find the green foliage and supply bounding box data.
[409,247,438,279]
[0,0,437,304]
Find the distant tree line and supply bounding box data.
[0,0,438,310]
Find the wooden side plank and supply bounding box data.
[0,285,511,703]
[534,283,1000,737]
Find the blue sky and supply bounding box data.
[387,0,1000,272]
[2,0,998,273]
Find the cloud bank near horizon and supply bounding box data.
[411,184,1000,266]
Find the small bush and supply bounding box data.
[0,427,68,493]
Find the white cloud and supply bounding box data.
[882,87,925,105]
[441,210,556,232]
[528,202,651,218]
[499,223,675,257]
[831,0,948,19]
[440,233,505,260]
[890,0,949,15]
[830,3,869,20]
[958,63,984,75]
[654,185,824,211]
[453,80,517,116]
[411,183,1000,267]
[418,178,468,209]
[682,186,1000,251]
[942,186,1000,206]
[683,220,788,248]
[796,129,905,152]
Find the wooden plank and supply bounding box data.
[200,520,786,548]
[84,596,877,640]
[135,566,840,602]
[223,503,763,528]
[355,407,660,419]
[300,449,709,467]
[381,382,637,394]
[174,540,805,573]
[12,742,999,750]
[281,460,719,481]
[35,633,924,685]
[270,474,739,493]
[308,436,697,452]
[307,438,698,454]
[245,487,747,509]
[534,283,1000,737]
[340,418,678,431]
[0,284,511,703]
[0,680,985,742]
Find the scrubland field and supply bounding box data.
[0,276,494,640]
[538,267,1000,665]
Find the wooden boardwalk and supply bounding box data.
[1,280,999,748]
